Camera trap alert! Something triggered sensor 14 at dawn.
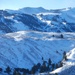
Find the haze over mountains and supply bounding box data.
[0,7,75,75]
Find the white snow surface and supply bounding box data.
[1,7,75,75]
[50,48,75,75]
[0,31,75,70]
[0,7,74,34]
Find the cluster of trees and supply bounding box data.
[0,51,67,75]
[52,34,64,38]
[26,51,67,74]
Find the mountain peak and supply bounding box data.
[18,7,49,14]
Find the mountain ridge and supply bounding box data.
[0,7,75,34]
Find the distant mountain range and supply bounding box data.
[0,7,75,34]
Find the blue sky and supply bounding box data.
[0,0,75,10]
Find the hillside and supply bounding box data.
[0,7,75,34]
[50,48,75,75]
[0,31,75,69]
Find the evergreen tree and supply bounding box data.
[43,61,47,72]
[59,62,63,67]
[40,61,47,73]
[13,70,16,75]
[52,35,54,37]
[40,66,44,73]
[51,64,55,71]
[64,55,67,60]
[36,63,41,69]
[0,68,2,72]
[63,51,66,55]
[60,34,63,38]
[56,64,59,68]
[5,66,11,74]
[42,57,44,61]
[31,64,37,74]
[63,51,67,60]
[46,64,50,71]
[48,58,51,65]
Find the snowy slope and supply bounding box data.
[36,7,75,32]
[0,7,74,34]
[0,7,75,34]
[0,31,75,70]
[0,7,75,75]
[0,11,46,34]
[50,48,75,75]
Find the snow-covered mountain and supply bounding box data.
[0,7,75,75]
[6,7,49,14]
[0,31,75,70]
[19,7,49,14]
[0,7,75,34]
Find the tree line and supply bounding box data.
[0,51,67,75]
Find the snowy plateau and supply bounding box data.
[0,7,75,75]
